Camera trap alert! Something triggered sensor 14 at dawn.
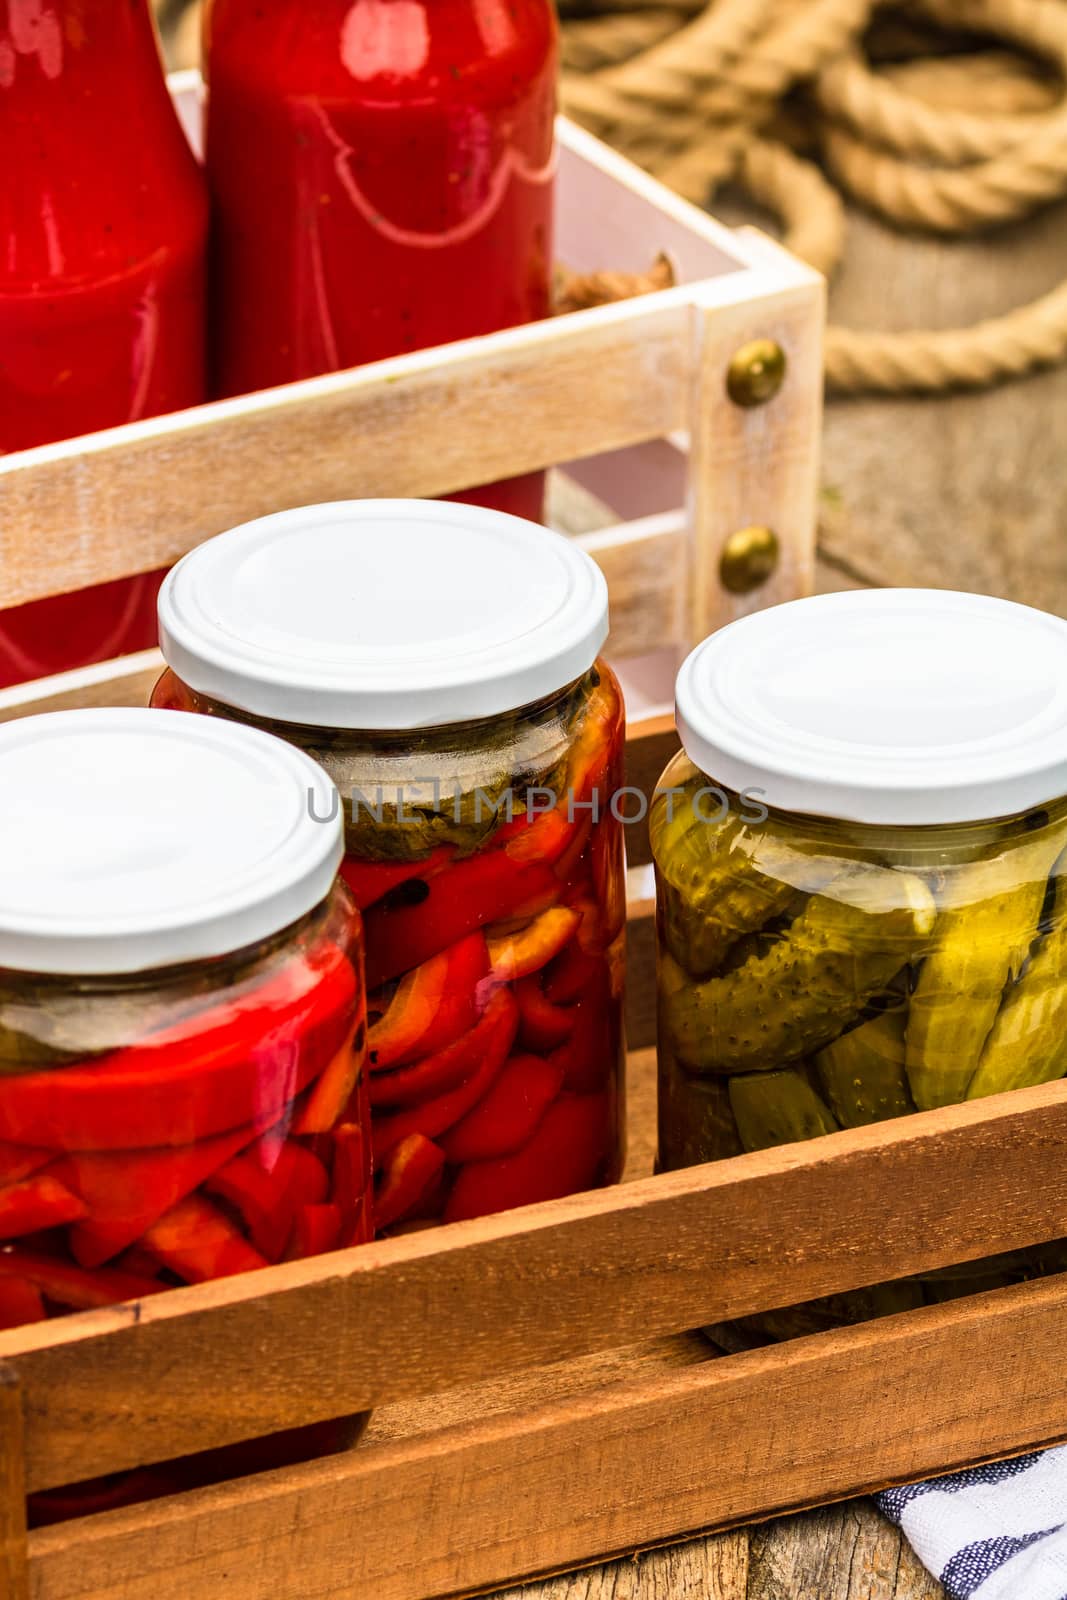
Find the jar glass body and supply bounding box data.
[202,0,557,522]
[0,0,207,685]
[153,664,627,1229]
[0,882,370,1335]
[651,750,1067,1341]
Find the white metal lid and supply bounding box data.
[675,589,1067,826]
[158,500,610,730]
[0,709,343,975]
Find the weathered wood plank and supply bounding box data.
[0,1366,29,1600]
[26,1274,1064,1600]
[687,241,825,645]
[493,1533,750,1599]
[10,1063,1067,1493]
[0,294,691,609]
[748,1503,942,1600]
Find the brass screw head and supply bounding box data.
[720,525,780,594]
[726,339,787,407]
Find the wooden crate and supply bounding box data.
[5,79,1053,1600]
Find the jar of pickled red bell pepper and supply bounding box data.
[0,708,370,1338]
[152,500,627,1229]
[0,0,207,685]
[652,590,1067,1343]
[203,0,557,522]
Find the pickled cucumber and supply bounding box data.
[814,1009,913,1127]
[728,1068,840,1151]
[966,916,1067,1098]
[662,869,936,1075]
[906,830,1065,1109]
[654,807,795,977]
[656,1065,742,1168]
[652,789,848,977]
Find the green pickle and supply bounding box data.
[967,908,1067,1098]
[728,1069,840,1151]
[653,758,1067,1344]
[815,1008,913,1127]
[661,868,935,1075]
[905,829,1066,1108]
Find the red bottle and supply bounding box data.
[204,0,557,522]
[0,0,207,688]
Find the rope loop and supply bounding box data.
[559,0,1067,395]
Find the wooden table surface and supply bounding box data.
[503,180,1067,1598]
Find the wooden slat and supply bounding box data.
[27,1274,1067,1600]
[0,292,701,612]
[622,709,681,870]
[0,651,163,725]
[11,1068,1067,1491]
[687,244,825,645]
[624,911,658,1052]
[576,514,687,660]
[0,1366,29,1600]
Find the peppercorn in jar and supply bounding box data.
[153,500,626,1229]
[0,708,371,1337]
[653,590,1067,1341]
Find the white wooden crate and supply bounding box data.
[0,71,824,718]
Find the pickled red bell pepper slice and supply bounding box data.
[486,908,579,984]
[592,821,626,944]
[288,1202,342,1259]
[369,986,519,1108]
[293,1021,363,1134]
[61,1126,256,1268]
[207,1139,329,1261]
[0,941,357,1151]
[368,934,489,1069]
[444,1092,610,1224]
[548,975,616,1093]
[363,855,559,988]
[441,1054,564,1164]
[0,1275,45,1330]
[552,815,595,887]
[514,975,575,1052]
[500,807,579,866]
[544,940,604,1006]
[494,682,617,869]
[0,1248,162,1310]
[339,847,452,911]
[374,1134,446,1231]
[373,991,518,1156]
[330,1122,371,1248]
[115,1245,164,1280]
[0,1175,86,1240]
[142,1195,270,1284]
[0,1141,51,1187]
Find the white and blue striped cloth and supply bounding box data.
[877,1450,1067,1599]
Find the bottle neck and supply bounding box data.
[1,0,204,288]
[0,0,161,99]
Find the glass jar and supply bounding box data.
[152,499,627,1229]
[0,0,207,685]
[652,590,1067,1343]
[203,0,557,522]
[0,707,370,1337]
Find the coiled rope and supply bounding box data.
[559,0,1067,394]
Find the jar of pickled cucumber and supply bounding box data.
[652,590,1067,1343]
[153,500,626,1230]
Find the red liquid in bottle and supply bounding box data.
[204,0,557,521]
[0,0,207,687]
